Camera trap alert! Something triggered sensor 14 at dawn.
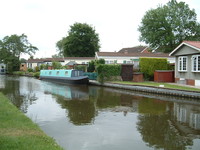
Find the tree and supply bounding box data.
[0,34,38,72]
[61,23,100,57]
[138,0,200,53]
[55,37,65,57]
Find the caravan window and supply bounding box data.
[192,55,200,72]
[178,56,187,72]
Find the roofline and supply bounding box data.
[141,47,148,53]
[169,42,200,56]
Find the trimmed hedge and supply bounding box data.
[139,58,168,80]
[96,64,121,83]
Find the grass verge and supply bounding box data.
[0,92,63,150]
[112,81,200,92]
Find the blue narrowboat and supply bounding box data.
[40,69,89,85]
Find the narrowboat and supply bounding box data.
[40,69,89,85]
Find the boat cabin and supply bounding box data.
[40,69,84,78]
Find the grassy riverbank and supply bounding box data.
[0,93,63,150]
[112,81,200,92]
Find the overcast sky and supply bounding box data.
[1,0,200,59]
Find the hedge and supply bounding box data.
[139,58,168,80]
[96,64,121,83]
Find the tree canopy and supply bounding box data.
[0,34,38,72]
[138,0,200,53]
[57,23,100,57]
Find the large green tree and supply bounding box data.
[0,34,38,72]
[57,23,100,57]
[138,0,200,53]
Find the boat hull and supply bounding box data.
[40,76,89,85]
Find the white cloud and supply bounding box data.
[0,0,200,59]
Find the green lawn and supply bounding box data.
[0,93,63,150]
[112,81,200,92]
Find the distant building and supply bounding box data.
[26,58,65,70]
[26,57,95,70]
[63,57,95,65]
[96,51,174,69]
[118,46,150,54]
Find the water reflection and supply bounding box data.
[0,75,200,150]
[0,75,38,113]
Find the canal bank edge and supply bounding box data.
[89,80,200,99]
[0,92,63,150]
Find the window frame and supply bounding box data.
[178,56,187,72]
[191,55,200,72]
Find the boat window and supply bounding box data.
[75,71,80,77]
[56,71,59,75]
[49,71,52,75]
[65,71,68,76]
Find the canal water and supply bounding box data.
[0,75,200,150]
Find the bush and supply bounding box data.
[96,64,121,83]
[28,68,33,72]
[13,71,25,76]
[96,58,105,64]
[33,72,40,78]
[52,61,62,69]
[39,64,45,70]
[87,59,106,72]
[87,60,96,72]
[74,65,87,72]
[34,66,40,72]
[139,58,168,80]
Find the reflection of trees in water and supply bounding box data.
[56,96,96,125]
[137,98,193,150]
[0,76,38,113]
[55,86,137,125]
[66,100,96,125]
[138,98,167,115]
[96,88,121,109]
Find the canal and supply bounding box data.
[0,75,200,150]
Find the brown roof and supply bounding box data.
[97,52,172,57]
[118,46,148,53]
[26,58,64,63]
[26,57,95,63]
[64,57,95,60]
[183,41,200,49]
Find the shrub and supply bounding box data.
[39,64,45,70]
[87,59,106,72]
[74,65,87,72]
[87,60,95,72]
[52,61,62,69]
[28,68,33,72]
[139,58,168,80]
[33,72,40,78]
[13,71,25,76]
[96,64,121,83]
[34,66,40,72]
[96,58,105,65]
